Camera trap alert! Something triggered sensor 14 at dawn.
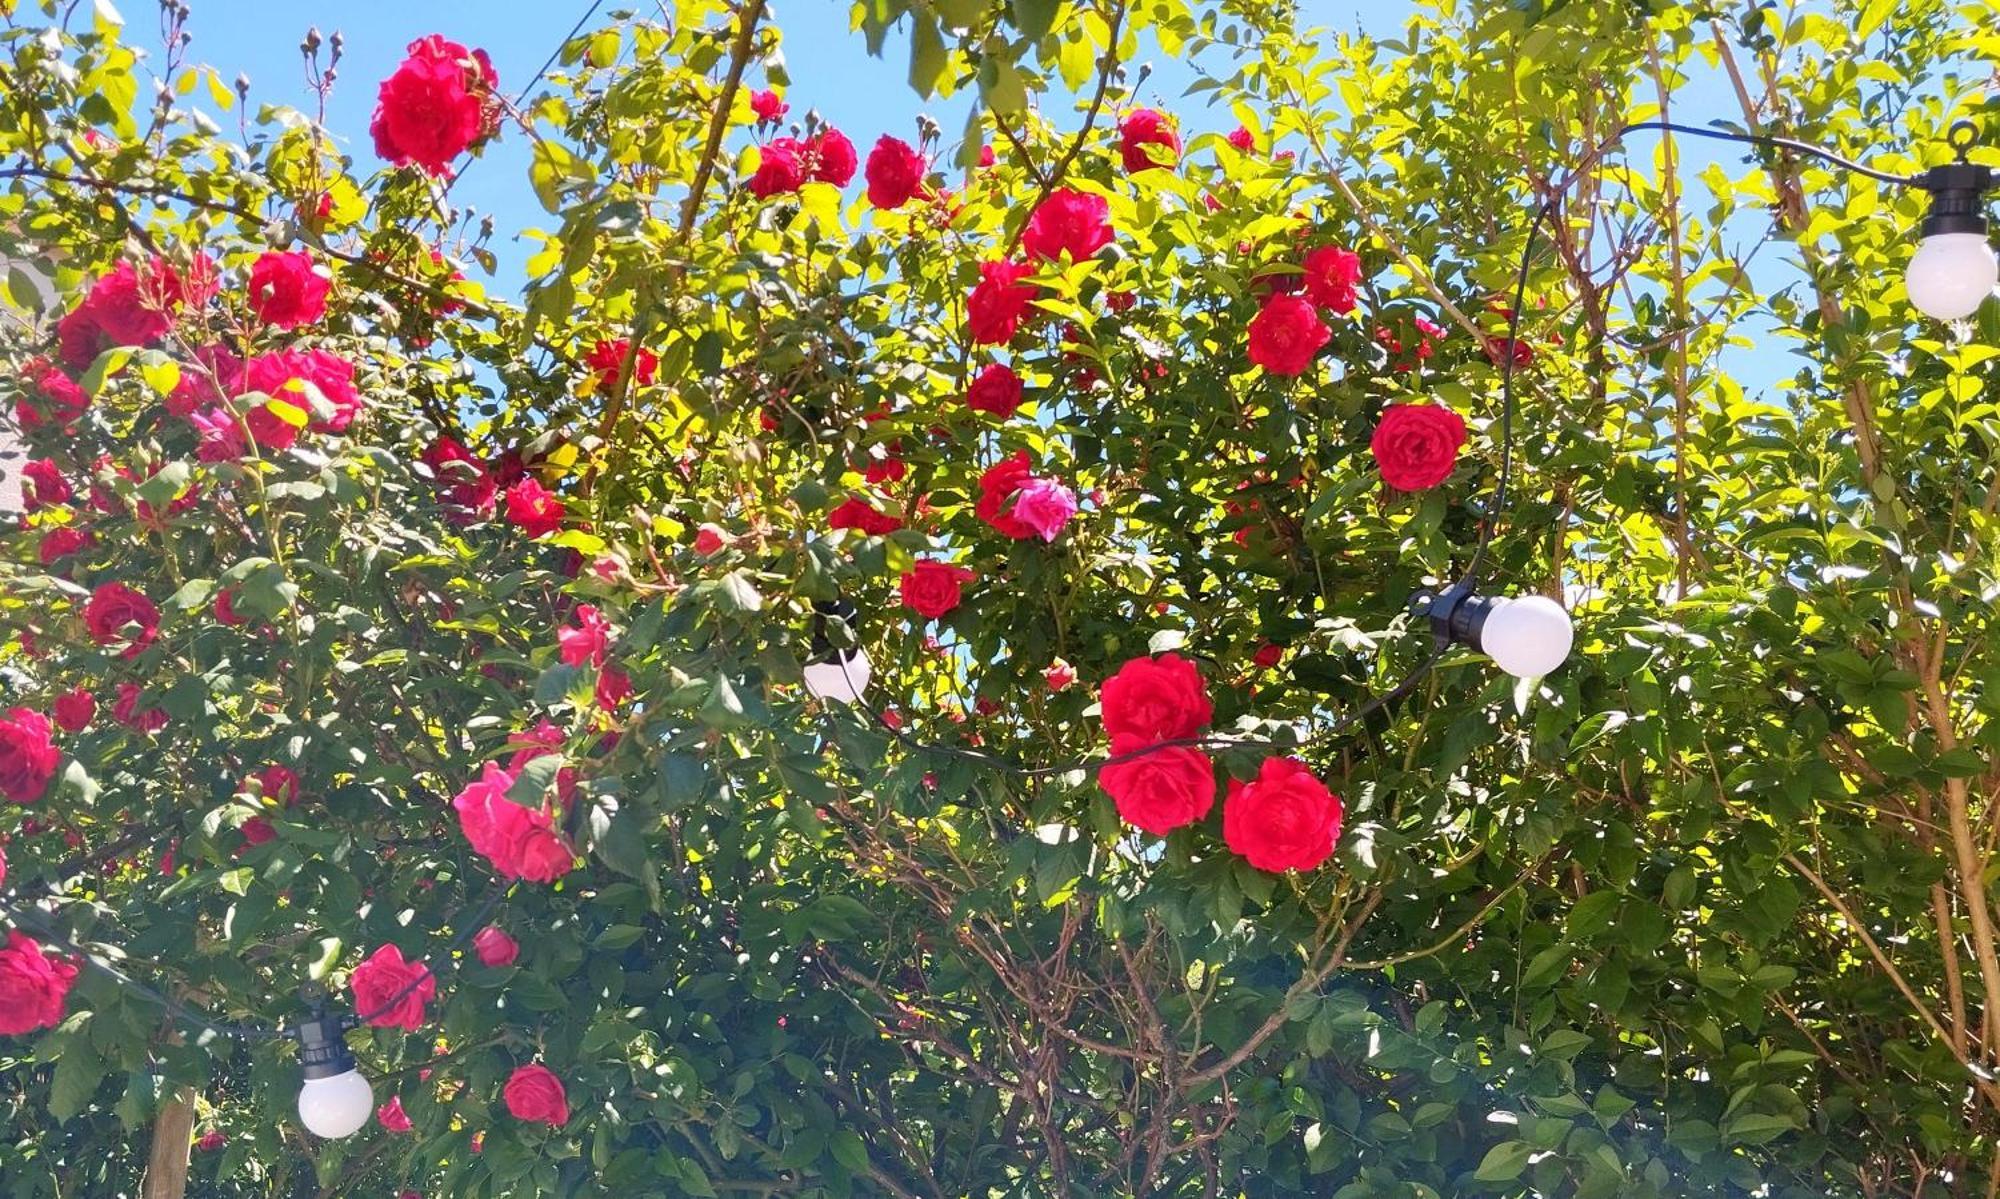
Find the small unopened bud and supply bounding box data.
[235,73,250,96]
[302,26,321,54]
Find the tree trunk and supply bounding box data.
[141,1086,195,1199]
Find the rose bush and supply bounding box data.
[0,1,1997,1197]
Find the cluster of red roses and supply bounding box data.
[345,940,570,1132]
[370,35,501,177]
[1095,653,1344,872]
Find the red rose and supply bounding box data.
[1098,742,1216,835]
[248,765,301,805]
[1046,659,1076,691]
[51,689,94,733]
[377,1096,414,1133]
[473,925,519,968]
[1021,188,1113,263]
[693,524,730,555]
[38,528,89,567]
[423,436,497,520]
[1370,404,1467,492]
[558,604,612,667]
[504,477,565,538]
[1376,317,1442,372]
[1222,757,1342,872]
[828,497,903,536]
[371,35,497,176]
[864,455,906,485]
[1118,109,1181,173]
[349,943,435,1031]
[239,816,276,847]
[899,560,976,619]
[0,709,58,803]
[243,349,362,433]
[1226,126,1255,152]
[972,451,1037,539]
[21,460,70,510]
[76,257,188,352]
[1484,336,1534,368]
[83,582,159,658]
[965,363,1024,419]
[811,128,858,186]
[16,358,90,429]
[750,89,787,123]
[246,251,331,329]
[1252,641,1285,669]
[1301,245,1361,315]
[502,1063,569,1126]
[967,260,1037,346]
[585,338,658,393]
[595,665,633,709]
[1099,653,1212,746]
[1246,294,1330,377]
[0,932,77,1035]
[864,135,927,209]
[196,1131,224,1152]
[748,138,806,197]
[112,683,167,733]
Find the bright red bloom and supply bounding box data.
[1301,245,1361,315]
[749,138,806,197]
[51,690,94,732]
[1376,316,1443,372]
[1099,742,1216,835]
[863,455,906,485]
[1118,109,1181,173]
[0,932,77,1036]
[979,144,996,168]
[967,260,1037,345]
[1484,336,1535,368]
[62,258,190,360]
[15,358,90,430]
[243,349,362,433]
[83,582,159,658]
[1100,653,1212,746]
[239,816,276,847]
[595,665,632,709]
[864,135,927,209]
[1246,294,1330,377]
[370,35,498,176]
[21,461,70,510]
[973,451,1038,539]
[245,251,331,329]
[38,528,88,567]
[0,709,58,803]
[1021,188,1113,263]
[473,925,519,968]
[1226,126,1255,152]
[965,363,1024,418]
[899,560,976,619]
[693,524,730,555]
[1223,757,1342,872]
[558,604,612,667]
[585,339,658,393]
[112,683,167,733]
[1046,659,1077,691]
[1252,641,1285,669]
[811,128,858,186]
[1370,404,1467,491]
[750,89,788,123]
[377,1096,414,1133]
[247,765,301,806]
[828,497,903,536]
[423,437,497,520]
[349,943,435,1031]
[503,1064,569,1126]
[504,477,566,538]
[197,1131,224,1152]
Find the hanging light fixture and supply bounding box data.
[802,599,870,704]
[292,991,372,1139]
[1907,123,1997,320]
[1422,584,1575,681]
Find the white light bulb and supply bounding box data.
[1480,595,1574,680]
[296,1068,373,1139]
[802,650,870,704]
[1907,232,1998,320]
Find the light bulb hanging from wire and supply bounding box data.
[1907,122,1998,320]
[292,987,372,1139]
[803,599,870,704]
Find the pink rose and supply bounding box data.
[1005,477,1077,543]
[246,251,331,329]
[502,1063,569,1125]
[966,260,1036,345]
[349,943,435,1031]
[1020,188,1113,263]
[1118,109,1180,173]
[473,925,519,968]
[0,709,58,803]
[377,1096,414,1133]
[370,35,497,176]
[748,138,806,197]
[557,604,612,668]
[504,478,565,538]
[750,89,787,123]
[693,524,730,555]
[811,128,857,187]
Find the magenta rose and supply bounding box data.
[0,932,78,1036]
[1021,188,1113,263]
[245,251,331,329]
[503,1063,570,1125]
[82,582,159,658]
[349,943,435,1031]
[0,708,59,803]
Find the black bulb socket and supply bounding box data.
[1416,582,1502,654]
[1918,161,1995,238]
[809,598,860,661]
[294,1010,357,1081]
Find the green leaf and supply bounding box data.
[1475,1140,1534,1182]
[907,14,946,98]
[830,1129,872,1175]
[719,570,763,612]
[47,1038,103,1123]
[1010,0,1061,40]
[506,754,564,808]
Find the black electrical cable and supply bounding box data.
[822,117,1934,778]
